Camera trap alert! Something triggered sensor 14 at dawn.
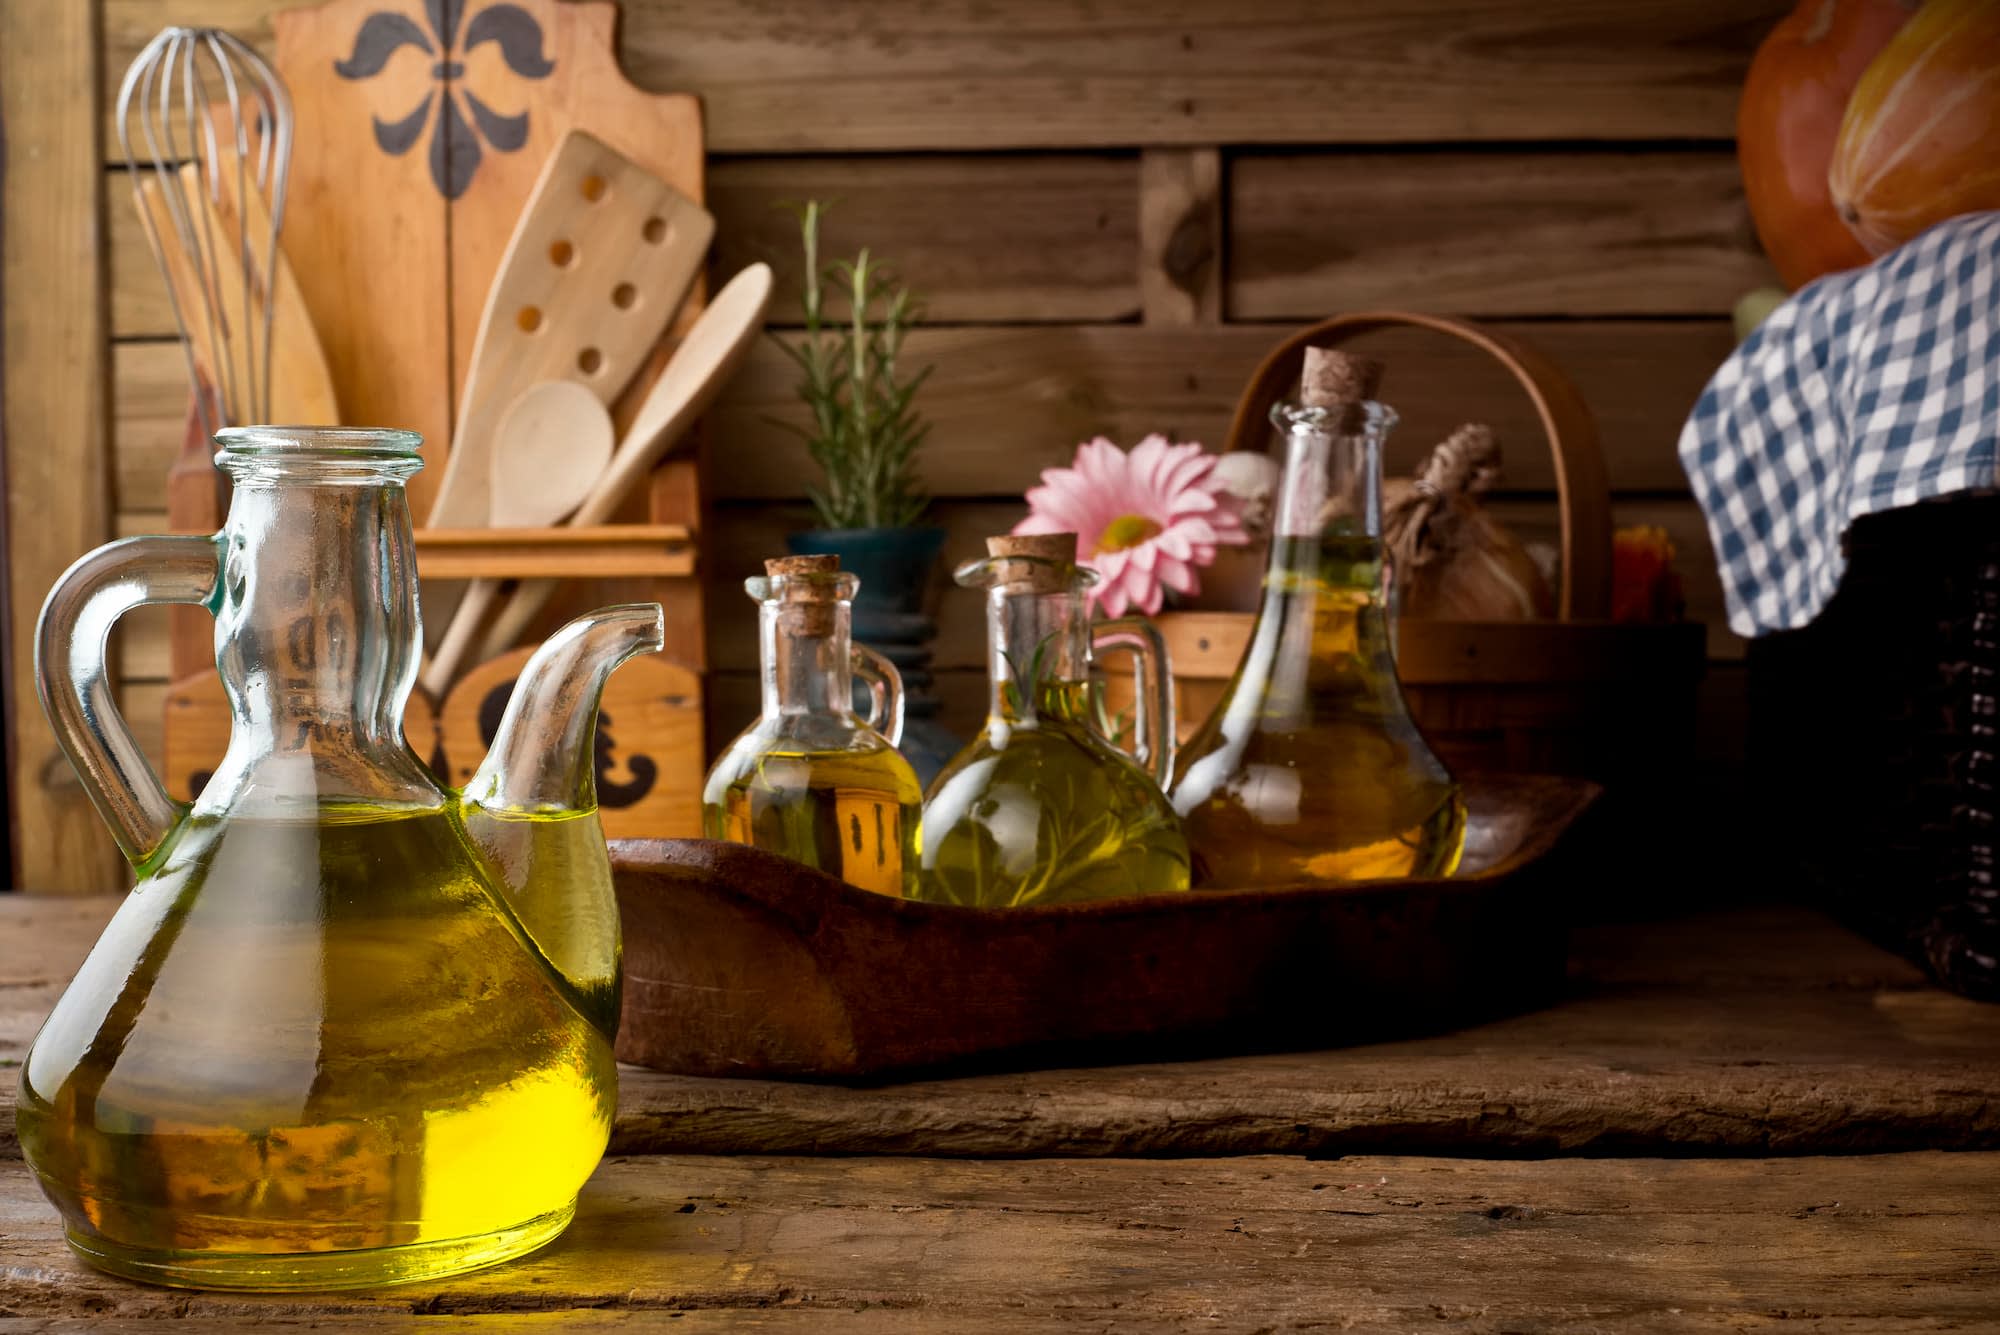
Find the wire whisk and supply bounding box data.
[115,28,294,437]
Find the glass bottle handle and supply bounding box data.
[1091,617,1177,789]
[36,534,220,863]
[852,644,905,747]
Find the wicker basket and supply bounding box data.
[1749,491,2000,999]
[1106,312,1706,846]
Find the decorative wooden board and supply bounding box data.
[271,0,704,520]
[611,774,1594,1079]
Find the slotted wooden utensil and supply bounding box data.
[474,262,774,662]
[273,0,707,517]
[421,128,714,648]
[426,129,715,535]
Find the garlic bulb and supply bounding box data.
[1383,424,1554,622]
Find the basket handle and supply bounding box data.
[1221,312,1611,622]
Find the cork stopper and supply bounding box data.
[764,553,842,634]
[1300,347,1382,408]
[986,532,1077,593]
[766,554,838,578]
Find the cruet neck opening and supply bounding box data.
[199,424,435,814]
[747,566,860,719]
[1267,398,1398,542]
[215,426,424,487]
[955,552,1099,727]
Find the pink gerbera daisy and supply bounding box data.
[1015,434,1248,617]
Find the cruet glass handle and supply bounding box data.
[852,645,906,747]
[36,534,220,863]
[1090,617,1177,789]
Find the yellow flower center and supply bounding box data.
[1096,513,1162,553]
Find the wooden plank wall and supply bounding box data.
[21,0,1785,887]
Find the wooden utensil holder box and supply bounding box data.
[158,460,708,841]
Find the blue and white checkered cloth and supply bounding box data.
[1679,211,2000,637]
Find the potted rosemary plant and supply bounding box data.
[778,201,954,780]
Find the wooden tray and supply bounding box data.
[611,773,1597,1080]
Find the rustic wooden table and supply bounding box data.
[3,895,1996,1329]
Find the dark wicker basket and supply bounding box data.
[1749,491,2000,1000]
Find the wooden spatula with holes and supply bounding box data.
[423,128,715,656]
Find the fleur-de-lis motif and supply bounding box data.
[334,0,553,199]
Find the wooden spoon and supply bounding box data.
[473,262,775,662]
[422,380,616,697]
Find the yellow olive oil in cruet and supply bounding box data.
[1172,350,1466,885]
[703,556,924,897]
[917,534,1190,907]
[19,805,616,1284]
[19,427,662,1290]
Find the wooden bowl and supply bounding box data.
[611,773,1597,1080]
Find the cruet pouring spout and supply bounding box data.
[458,603,666,1037]
[465,603,667,815]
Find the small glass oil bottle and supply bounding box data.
[703,556,923,896]
[917,533,1190,907]
[1172,348,1466,886]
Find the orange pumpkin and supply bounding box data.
[1738,0,1916,288]
[1830,0,2000,254]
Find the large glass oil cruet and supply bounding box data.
[703,555,924,897]
[917,533,1191,907]
[21,427,661,1290]
[1173,348,1466,885]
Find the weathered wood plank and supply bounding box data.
[1139,148,1224,326]
[103,0,1788,153]
[7,900,1994,1159]
[112,154,1143,337]
[113,150,1780,340]
[2,1151,1998,1325]
[3,0,122,895]
[588,321,1738,501]
[113,321,1731,508]
[714,156,1140,326]
[1231,149,1776,318]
